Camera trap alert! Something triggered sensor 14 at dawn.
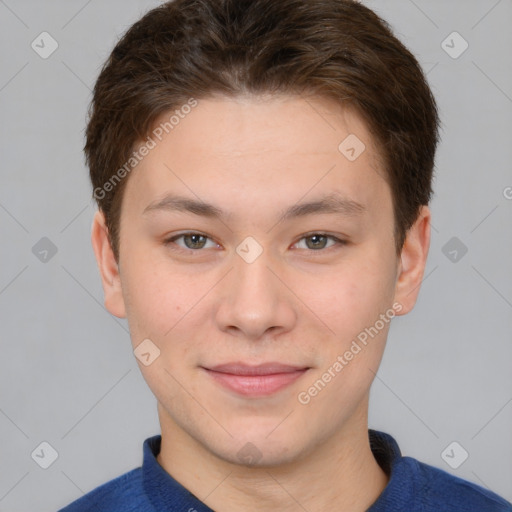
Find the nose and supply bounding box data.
[214,246,297,341]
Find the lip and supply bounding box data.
[202,362,309,397]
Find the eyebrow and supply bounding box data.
[142,193,366,221]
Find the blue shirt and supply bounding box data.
[59,430,512,511]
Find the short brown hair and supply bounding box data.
[85,0,440,262]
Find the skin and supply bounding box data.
[91,94,430,512]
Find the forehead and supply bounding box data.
[122,94,389,218]
[155,94,379,159]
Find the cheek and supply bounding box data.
[296,258,395,412]
[313,255,395,338]
[122,261,201,393]
[121,253,190,343]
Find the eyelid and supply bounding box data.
[291,232,346,251]
[164,231,219,250]
[163,231,347,253]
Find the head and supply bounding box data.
[89,0,439,466]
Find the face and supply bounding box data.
[92,94,429,466]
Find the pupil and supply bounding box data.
[308,235,326,249]
[186,234,205,249]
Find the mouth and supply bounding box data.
[201,362,310,397]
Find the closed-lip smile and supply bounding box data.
[201,362,310,396]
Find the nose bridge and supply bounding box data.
[231,243,278,307]
[215,240,296,338]
[231,233,273,287]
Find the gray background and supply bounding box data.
[0,1,511,510]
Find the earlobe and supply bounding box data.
[393,206,431,315]
[90,209,127,318]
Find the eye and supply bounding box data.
[164,232,219,251]
[163,231,346,253]
[293,233,345,251]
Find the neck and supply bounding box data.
[156,400,389,512]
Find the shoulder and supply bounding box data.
[58,467,153,512]
[398,456,512,511]
[368,430,511,512]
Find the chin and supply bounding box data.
[212,424,305,468]
[215,440,301,469]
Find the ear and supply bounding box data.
[90,209,126,318]
[393,205,431,315]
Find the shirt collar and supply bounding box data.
[142,435,215,511]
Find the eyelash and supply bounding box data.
[163,232,347,254]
